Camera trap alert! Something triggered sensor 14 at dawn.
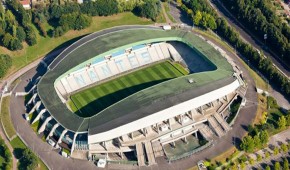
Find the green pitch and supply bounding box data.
[68,61,188,117]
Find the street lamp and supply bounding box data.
[264,33,267,46]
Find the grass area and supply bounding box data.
[31,120,40,132]
[0,97,16,139]
[172,62,189,75]
[69,61,188,117]
[163,2,176,22]
[243,63,268,90]
[0,12,153,78]
[28,111,39,124]
[10,137,48,170]
[211,147,237,164]
[266,108,286,135]
[156,10,166,23]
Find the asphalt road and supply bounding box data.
[8,26,258,170]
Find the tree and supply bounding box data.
[2,33,13,48]
[21,148,38,170]
[240,162,246,169]
[278,116,286,129]
[0,54,12,78]
[265,165,271,170]
[260,130,269,145]
[249,158,255,165]
[286,113,290,126]
[16,26,26,42]
[240,136,255,152]
[208,15,217,30]
[193,10,202,26]
[256,154,262,162]
[261,111,268,124]
[94,0,119,16]
[200,12,209,28]
[135,0,161,21]
[74,14,91,30]
[59,13,91,31]
[176,0,182,6]
[274,146,279,155]
[9,38,23,50]
[274,161,281,170]
[25,25,37,46]
[281,144,288,153]
[253,135,262,149]
[283,158,289,170]
[265,151,270,159]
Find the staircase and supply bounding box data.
[208,117,225,137]
[136,143,145,166]
[213,113,231,132]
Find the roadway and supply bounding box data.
[209,0,290,78]
[7,25,258,170]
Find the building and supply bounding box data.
[26,26,246,166]
[19,0,31,9]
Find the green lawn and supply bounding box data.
[10,137,48,170]
[31,120,41,132]
[69,61,188,117]
[0,97,16,139]
[0,12,153,78]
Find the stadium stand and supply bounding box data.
[25,27,246,165]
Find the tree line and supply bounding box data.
[0,0,161,51]
[220,0,290,66]
[0,0,36,50]
[27,0,160,38]
[178,0,290,99]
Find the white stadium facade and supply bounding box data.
[26,26,247,166]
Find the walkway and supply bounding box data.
[161,3,172,24]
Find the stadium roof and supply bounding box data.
[37,26,234,133]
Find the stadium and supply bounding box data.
[26,26,246,166]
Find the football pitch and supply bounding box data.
[68,61,188,117]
